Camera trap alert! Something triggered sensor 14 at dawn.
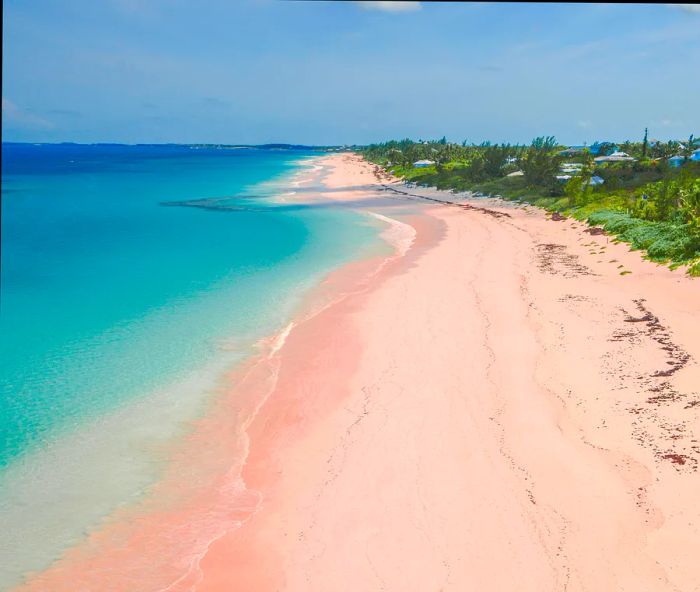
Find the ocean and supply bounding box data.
[0,143,382,587]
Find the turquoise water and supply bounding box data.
[0,144,380,469]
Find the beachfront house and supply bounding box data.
[557,162,587,182]
[594,151,636,163]
[560,163,584,174]
[691,149,700,162]
[413,159,435,168]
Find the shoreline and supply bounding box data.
[194,154,700,591]
[14,155,429,591]
[17,153,700,591]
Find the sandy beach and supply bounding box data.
[196,153,700,592]
[18,153,700,592]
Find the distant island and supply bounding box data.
[1,142,341,151]
[187,143,341,151]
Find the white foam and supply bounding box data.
[269,322,295,357]
[367,211,416,257]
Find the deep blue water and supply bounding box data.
[0,143,379,468]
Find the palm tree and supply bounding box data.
[642,128,649,158]
[681,135,696,160]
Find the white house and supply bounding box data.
[413,159,435,168]
[594,151,636,163]
[560,163,584,174]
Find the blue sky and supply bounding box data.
[2,1,699,145]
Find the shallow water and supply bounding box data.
[0,144,382,587]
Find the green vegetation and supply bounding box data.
[361,135,700,275]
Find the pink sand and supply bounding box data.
[18,154,700,592]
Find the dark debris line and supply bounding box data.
[379,184,512,219]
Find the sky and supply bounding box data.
[2,1,699,145]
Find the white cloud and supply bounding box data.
[355,1,422,13]
[650,118,686,130]
[2,97,54,129]
[673,4,700,14]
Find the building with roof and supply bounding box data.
[594,151,636,163]
[413,159,435,168]
[560,163,584,173]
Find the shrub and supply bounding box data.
[587,211,700,263]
